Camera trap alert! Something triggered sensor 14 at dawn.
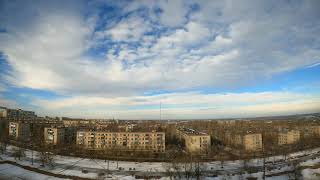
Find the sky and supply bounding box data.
[0,0,319,119]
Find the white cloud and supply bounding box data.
[0,0,319,102]
[0,84,6,92]
[97,16,151,42]
[158,0,188,27]
[125,0,189,27]
[32,91,320,119]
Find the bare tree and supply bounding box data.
[37,142,55,168]
[163,162,175,180]
[0,126,9,154]
[12,147,26,160]
[0,139,8,154]
[38,151,55,168]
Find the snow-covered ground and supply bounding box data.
[1,146,320,179]
[301,168,320,180]
[0,163,67,180]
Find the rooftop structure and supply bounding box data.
[177,128,211,154]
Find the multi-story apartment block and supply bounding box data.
[0,107,7,118]
[44,127,65,145]
[309,126,320,136]
[44,126,76,145]
[9,121,30,141]
[278,130,300,145]
[76,130,165,153]
[6,109,37,121]
[226,132,262,151]
[177,128,211,154]
[243,133,263,151]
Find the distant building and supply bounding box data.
[216,120,236,125]
[62,120,79,127]
[9,121,30,141]
[76,130,165,153]
[4,108,36,120]
[62,119,91,127]
[0,107,7,118]
[177,128,211,154]
[243,133,263,151]
[226,132,262,151]
[309,126,320,136]
[278,130,300,145]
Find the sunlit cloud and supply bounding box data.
[0,0,319,118]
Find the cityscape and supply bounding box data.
[0,0,320,180]
[1,107,320,179]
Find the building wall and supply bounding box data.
[243,133,262,151]
[177,128,211,154]
[7,109,35,119]
[0,108,7,118]
[44,127,77,145]
[184,134,211,154]
[9,122,30,141]
[278,130,300,145]
[225,132,262,152]
[76,131,165,153]
[310,126,320,136]
[44,127,65,145]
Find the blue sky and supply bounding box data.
[0,0,319,119]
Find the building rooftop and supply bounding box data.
[178,127,209,136]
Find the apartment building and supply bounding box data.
[44,126,77,145]
[243,133,263,151]
[0,107,7,118]
[76,130,165,153]
[6,108,36,120]
[44,127,65,145]
[226,132,262,151]
[177,128,211,154]
[9,121,30,141]
[278,130,300,145]
[62,119,92,127]
[309,126,320,136]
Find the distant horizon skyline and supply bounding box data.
[1,105,319,121]
[0,0,320,119]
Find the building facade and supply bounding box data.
[76,130,165,153]
[226,132,262,151]
[9,121,30,141]
[44,126,77,145]
[44,127,65,145]
[177,128,211,154]
[3,108,36,121]
[0,107,7,118]
[309,126,320,136]
[243,133,262,151]
[278,130,300,145]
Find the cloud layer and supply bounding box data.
[0,0,319,118]
[32,91,320,119]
